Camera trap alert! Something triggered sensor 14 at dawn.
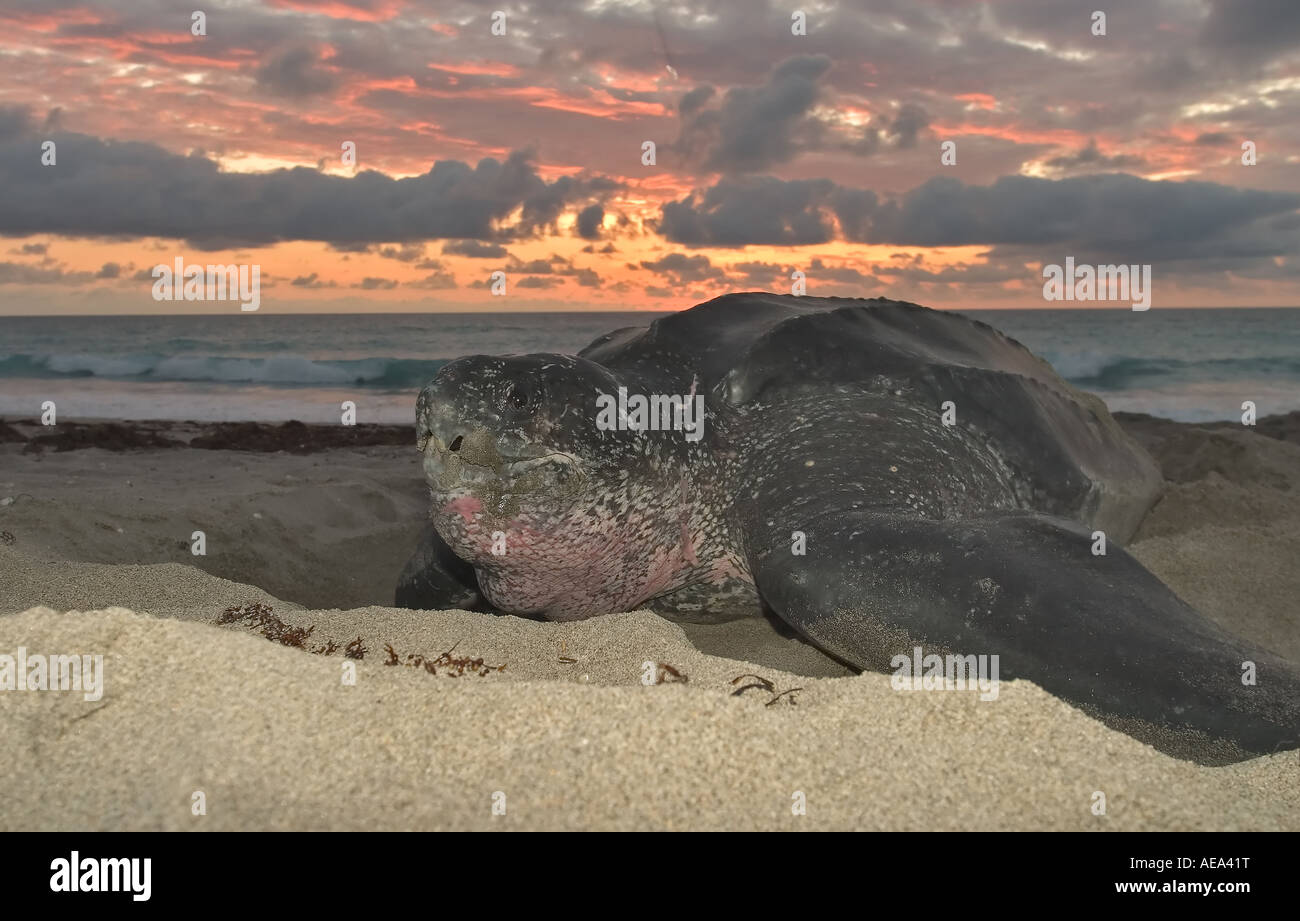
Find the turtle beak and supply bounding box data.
[416,377,458,452]
[416,380,506,489]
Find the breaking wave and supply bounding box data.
[0,353,448,389]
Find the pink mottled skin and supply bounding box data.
[443,496,483,525]
[416,353,760,623]
[431,492,727,621]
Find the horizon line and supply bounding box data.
[3,304,1300,318]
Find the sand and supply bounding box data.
[1,416,1298,831]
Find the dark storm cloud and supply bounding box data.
[576,204,604,240]
[807,258,880,288]
[1042,140,1146,173]
[659,171,1300,265]
[522,170,620,231]
[291,272,334,288]
[0,105,31,140]
[669,50,935,166]
[0,262,97,284]
[868,174,1300,253]
[410,271,458,289]
[255,45,339,97]
[502,253,600,287]
[675,55,831,173]
[442,240,510,258]
[0,119,611,245]
[377,243,425,262]
[884,102,930,149]
[678,86,715,117]
[873,255,1033,286]
[852,103,933,155]
[1201,0,1300,62]
[510,258,559,274]
[639,253,724,284]
[658,176,873,246]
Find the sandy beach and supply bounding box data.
[2,413,1298,831]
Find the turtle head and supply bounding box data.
[416,354,714,618]
[417,352,608,513]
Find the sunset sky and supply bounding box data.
[1,0,1299,313]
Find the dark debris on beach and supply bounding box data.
[1,418,413,453]
[216,602,504,676]
[2,413,1298,455]
[382,642,507,677]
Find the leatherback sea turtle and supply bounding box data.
[397,293,1300,760]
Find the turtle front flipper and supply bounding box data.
[394,522,493,612]
[750,509,1300,763]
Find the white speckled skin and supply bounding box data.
[417,353,755,622]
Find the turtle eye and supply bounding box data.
[501,378,541,416]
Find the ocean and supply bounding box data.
[1,308,1298,424]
